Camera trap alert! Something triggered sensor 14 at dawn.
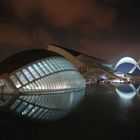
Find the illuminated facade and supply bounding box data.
[7,56,85,121]
[0,47,86,121]
[0,44,114,121]
[115,57,140,74]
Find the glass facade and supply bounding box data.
[10,57,85,92]
[8,56,85,121]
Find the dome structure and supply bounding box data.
[10,57,85,120]
[0,56,86,121]
[114,57,140,74]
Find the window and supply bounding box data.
[16,101,28,113]
[22,104,34,115]
[33,63,45,77]
[16,72,28,85]
[28,66,40,79]
[22,69,34,81]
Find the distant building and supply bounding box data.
[115,57,140,75]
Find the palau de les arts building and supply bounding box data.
[1,44,136,121]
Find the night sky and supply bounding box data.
[0,0,140,63]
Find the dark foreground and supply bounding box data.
[1,85,140,140]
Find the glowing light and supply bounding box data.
[114,57,140,75]
[116,88,136,100]
[22,111,27,115]
[116,84,137,100]
[111,79,124,83]
[102,63,112,69]
[114,71,125,77]
[115,57,137,70]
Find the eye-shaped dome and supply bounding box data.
[115,57,140,74]
[0,56,86,121]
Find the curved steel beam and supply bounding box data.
[47,44,85,70]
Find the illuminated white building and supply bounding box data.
[115,57,140,75]
[0,45,86,121]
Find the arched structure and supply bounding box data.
[47,44,84,70]
[0,47,86,121]
[115,57,140,74]
[49,44,120,80]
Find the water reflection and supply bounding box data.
[108,83,140,122]
[116,84,140,100]
[1,80,140,122]
[0,90,85,121]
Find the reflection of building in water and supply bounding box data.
[8,56,85,121]
[115,84,138,123]
[0,45,87,121]
[116,84,140,100]
[10,91,85,121]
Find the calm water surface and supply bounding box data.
[1,84,140,140]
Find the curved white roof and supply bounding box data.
[115,57,137,70]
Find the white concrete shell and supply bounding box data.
[115,57,137,70]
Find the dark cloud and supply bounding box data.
[0,0,139,62]
[0,23,32,46]
[7,0,39,20]
[80,38,140,63]
[0,22,52,61]
[6,0,118,28]
[0,23,52,46]
[42,0,118,28]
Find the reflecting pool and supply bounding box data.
[1,83,140,140]
[0,89,85,121]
